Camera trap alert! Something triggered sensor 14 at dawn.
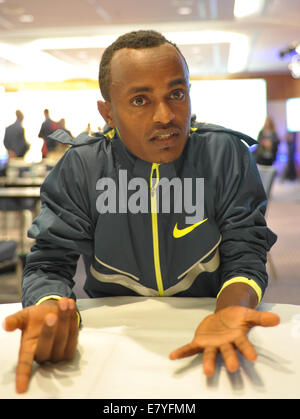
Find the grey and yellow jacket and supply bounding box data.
[22,123,277,308]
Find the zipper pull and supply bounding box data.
[150,164,159,197]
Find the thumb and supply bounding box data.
[259,311,280,327]
[3,311,26,332]
[246,309,280,327]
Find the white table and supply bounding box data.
[0,177,44,187]
[0,297,300,399]
[0,186,40,198]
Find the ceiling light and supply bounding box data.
[165,30,239,45]
[18,14,34,23]
[9,30,249,78]
[227,35,249,73]
[185,32,250,73]
[177,7,192,15]
[288,54,300,78]
[0,42,74,81]
[279,42,300,78]
[234,0,265,18]
[164,30,249,73]
[30,34,119,50]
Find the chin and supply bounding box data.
[155,148,181,164]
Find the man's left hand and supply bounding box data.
[169,306,280,376]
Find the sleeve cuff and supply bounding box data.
[35,295,63,305]
[216,276,262,305]
[35,295,81,327]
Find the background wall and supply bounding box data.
[1,72,300,173]
[192,72,300,176]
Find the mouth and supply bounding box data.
[150,130,180,146]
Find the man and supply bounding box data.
[58,118,73,138]
[38,109,58,157]
[4,30,279,394]
[3,110,29,158]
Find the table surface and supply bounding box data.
[0,186,40,198]
[0,297,300,399]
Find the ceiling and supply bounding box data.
[0,0,300,83]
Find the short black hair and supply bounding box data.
[99,29,188,101]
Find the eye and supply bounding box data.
[131,96,148,107]
[170,89,185,101]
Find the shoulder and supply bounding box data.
[184,122,257,176]
[5,122,16,131]
[50,129,111,152]
[189,122,256,153]
[48,129,115,177]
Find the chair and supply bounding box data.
[257,164,277,280]
[0,240,17,272]
[257,164,277,203]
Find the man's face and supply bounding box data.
[98,43,191,163]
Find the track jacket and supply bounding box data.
[22,123,277,308]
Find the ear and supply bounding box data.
[97,100,115,128]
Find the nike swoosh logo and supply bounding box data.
[173,218,208,238]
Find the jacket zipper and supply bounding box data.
[150,163,164,296]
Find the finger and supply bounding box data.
[63,299,79,361]
[259,312,280,327]
[50,298,71,362]
[3,311,26,332]
[234,336,257,362]
[169,342,200,360]
[202,347,218,377]
[34,313,57,364]
[246,310,280,327]
[16,337,37,393]
[220,343,239,373]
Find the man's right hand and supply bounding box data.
[3,297,79,393]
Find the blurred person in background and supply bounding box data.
[38,109,58,158]
[253,116,280,166]
[58,118,73,138]
[42,118,72,163]
[3,110,29,159]
[282,131,297,181]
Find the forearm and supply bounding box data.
[215,282,259,312]
[22,261,77,307]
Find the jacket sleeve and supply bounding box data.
[22,148,95,307]
[214,136,277,298]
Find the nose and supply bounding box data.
[153,101,175,124]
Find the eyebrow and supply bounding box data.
[127,78,188,95]
[168,78,188,88]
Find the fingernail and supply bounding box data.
[46,315,57,327]
[60,299,68,311]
